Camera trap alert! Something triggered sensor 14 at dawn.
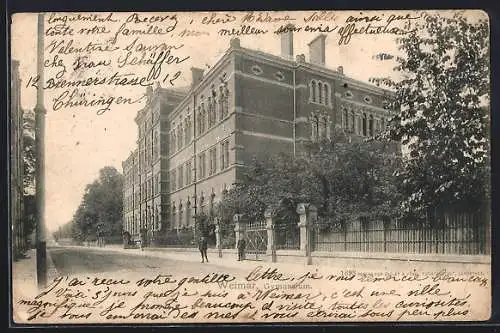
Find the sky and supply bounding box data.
[11,10,481,232]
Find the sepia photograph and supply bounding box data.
[9,10,491,324]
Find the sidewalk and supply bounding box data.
[12,249,59,299]
[67,244,295,272]
[61,244,491,273]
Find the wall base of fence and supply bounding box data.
[311,251,490,264]
[270,249,489,271]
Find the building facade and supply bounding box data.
[122,32,395,241]
[11,60,26,258]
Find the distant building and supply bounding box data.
[122,32,395,240]
[11,60,26,258]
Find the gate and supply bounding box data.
[245,220,267,260]
[275,219,300,250]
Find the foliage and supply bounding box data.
[23,194,36,247]
[220,132,402,226]
[71,166,124,242]
[52,221,74,241]
[370,12,490,217]
[22,111,36,195]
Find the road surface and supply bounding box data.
[48,246,248,277]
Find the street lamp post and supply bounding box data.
[35,13,47,289]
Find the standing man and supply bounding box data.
[237,237,246,261]
[198,236,208,263]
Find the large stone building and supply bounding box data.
[122,32,394,241]
[11,60,26,258]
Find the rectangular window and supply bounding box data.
[171,170,176,191]
[178,165,183,188]
[185,161,192,184]
[198,152,206,179]
[209,147,217,176]
[220,140,230,170]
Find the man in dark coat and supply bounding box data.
[199,236,208,263]
[237,238,246,261]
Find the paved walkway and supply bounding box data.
[11,249,59,299]
[60,244,303,273]
[12,244,491,295]
[56,244,491,273]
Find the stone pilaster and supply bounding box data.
[297,203,317,265]
[233,214,245,250]
[265,208,276,262]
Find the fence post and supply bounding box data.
[233,214,245,251]
[264,209,276,263]
[297,203,317,265]
[383,219,388,253]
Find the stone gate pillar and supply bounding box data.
[214,217,223,258]
[297,203,317,265]
[234,214,245,250]
[265,208,276,262]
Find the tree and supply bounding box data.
[16,110,37,250]
[71,166,124,242]
[371,11,490,218]
[220,133,402,227]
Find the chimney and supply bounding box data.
[308,34,327,66]
[280,23,294,60]
[337,66,344,74]
[191,67,204,87]
[296,54,306,63]
[230,37,241,48]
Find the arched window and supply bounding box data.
[184,117,189,145]
[318,82,323,104]
[311,114,319,141]
[323,83,329,105]
[318,116,325,139]
[357,115,362,135]
[197,106,202,136]
[171,129,176,152]
[310,80,316,102]
[212,97,217,126]
[152,131,158,159]
[171,203,176,229]
[322,115,329,139]
[186,200,192,227]
[201,103,206,133]
[177,123,183,150]
[343,108,349,130]
[178,201,183,228]
[362,113,367,136]
[350,111,355,133]
[223,84,230,118]
[369,115,374,136]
